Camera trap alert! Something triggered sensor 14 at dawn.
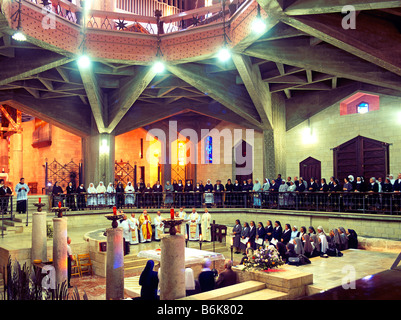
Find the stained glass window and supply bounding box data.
[357,102,369,114]
[205,136,212,164]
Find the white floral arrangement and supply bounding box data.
[243,245,285,271]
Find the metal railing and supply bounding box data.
[1,195,13,238]
[48,191,401,215]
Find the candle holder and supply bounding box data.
[33,202,46,212]
[105,213,124,229]
[185,234,188,247]
[163,218,184,235]
[51,206,69,218]
[199,234,203,250]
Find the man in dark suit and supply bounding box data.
[198,259,215,293]
[216,260,238,289]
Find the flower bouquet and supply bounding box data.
[242,245,285,271]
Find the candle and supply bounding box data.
[39,197,41,204]
[230,237,233,247]
[247,242,250,248]
[170,208,174,220]
[113,206,117,215]
[58,201,61,208]
[200,234,202,242]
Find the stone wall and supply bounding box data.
[285,94,401,180]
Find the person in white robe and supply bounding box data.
[177,207,187,236]
[129,213,139,245]
[317,226,328,254]
[96,181,106,206]
[125,181,135,206]
[153,211,165,240]
[278,181,289,207]
[106,183,116,206]
[201,208,212,242]
[119,214,135,255]
[87,183,97,207]
[188,208,200,241]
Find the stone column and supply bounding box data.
[32,211,47,262]
[82,132,115,187]
[53,217,68,286]
[160,233,186,300]
[106,227,124,300]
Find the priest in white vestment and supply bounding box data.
[188,208,200,241]
[201,208,212,242]
[177,207,187,235]
[129,213,139,245]
[153,211,165,240]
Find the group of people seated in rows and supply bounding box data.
[232,219,358,261]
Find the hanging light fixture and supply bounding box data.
[11,0,27,41]
[251,4,267,34]
[153,9,165,73]
[77,0,91,69]
[217,0,231,62]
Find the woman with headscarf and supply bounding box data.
[66,182,76,211]
[338,227,349,250]
[76,183,86,210]
[125,181,135,208]
[106,183,116,207]
[293,237,304,255]
[346,229,358,249]
[115,182,125,209]
[225,179,233,207]
[290,226,300,242]
[310,234,320,257]
[272,221,282,245]
[52,181,64,208]
[302,234,314,258]
[330,229,342,250]
[317,226,328,254]
[276,241,287,261]
[281,223,291,245]
[264,220,273,243]
[252,179,262,208]
[255,222,265,249]
[139,260,159,300]
[285,243,298,262]
[194,182,204,207]
[232,219,242,254]
[343,177,353,210]
[308,226,316,236]
[204,179,214,208]
[164,181,174,207]
[240,222,250,254]
[96,181,107,206]
[87,183,97,208]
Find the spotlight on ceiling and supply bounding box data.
[251,17,267,34]
[153,60,165,73]
[217,47,231,62]
[77,54,91,69]
[12,30,26,42]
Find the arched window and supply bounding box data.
[357,102,369,114]
[205,136,213,164]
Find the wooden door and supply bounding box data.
[333,136,389,181]
[299,157,321,182]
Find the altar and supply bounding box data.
[138,247,226,278]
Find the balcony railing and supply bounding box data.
[23,0,249,34]
[48,191,401,215]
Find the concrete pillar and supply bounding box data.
[32,211,47,262]
[11,132,23,182]
[53,217,68,286]
[82,132,115,187]
[106,227,124,300]
[0,138,8,175]
[159,233,186,300]
[161,139,171,186]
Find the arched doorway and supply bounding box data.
[299,157,321,182]
[234,140,253,183]
[333,135,389,181]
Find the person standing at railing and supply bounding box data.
[66,182,76,211]
[194,182,204,207]
[224,179,233,207]
[184,180,193,207]
[278,180,288,207]
[164,181,174,208]
[15,178,30,214]
[175,180,184,207]
[52,181,63,208]
[262,178,270,208]
[107,183,116,207]
[214,180,224,208]
[87,183,97,209]
[232,179,242,207]
[144,183,153,208]
[0,179,12,214]
[252,179,262,208]
[125,182,135,208]
[153,181,163,208]
[76,183,86,210]
[96,182,107,207]
[116,182,125,209]
[204,179,214,208]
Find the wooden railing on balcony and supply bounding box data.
[115,0,182,18]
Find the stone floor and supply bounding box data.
[1,222,400,300]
